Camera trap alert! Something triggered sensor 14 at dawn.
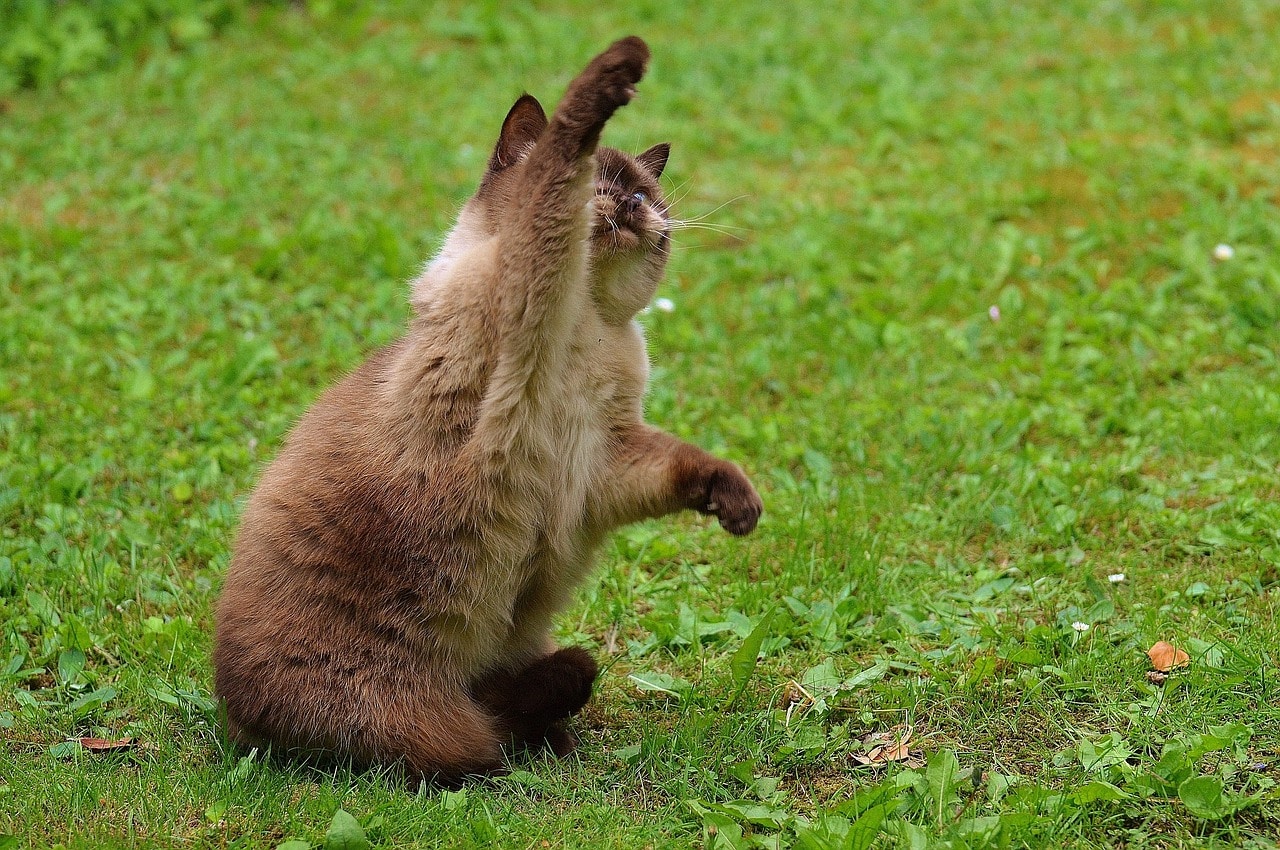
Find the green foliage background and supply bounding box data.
[1,0,237,92]
[0,0,347,93]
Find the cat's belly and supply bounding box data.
[465,410,612,671]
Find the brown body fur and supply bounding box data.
[213,37,761,784]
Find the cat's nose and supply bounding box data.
[619,193,640,216]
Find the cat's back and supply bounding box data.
[219,343,459,609]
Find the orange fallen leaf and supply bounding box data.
[78,737,135,752]
[862,726,910,748]
[1147,641,1189,672]
[853,726,915,766]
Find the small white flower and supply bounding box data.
[1108,573,1126,583]
[654,297,675,313]
[988,305,1001,321]
[1071,621,1090,632]
[1212,243,1235,261]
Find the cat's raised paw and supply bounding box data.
[558,36,650,140]
[588,36,650,107]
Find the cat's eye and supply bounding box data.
[632,191,648,204]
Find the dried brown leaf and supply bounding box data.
[78,737,135,752]
[861,725,911,748]
[1147,641,1189,672]
[852,748,879,765]
[854,726,914,765]
[881,741,912,762]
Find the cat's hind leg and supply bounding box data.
[472,646,599,756]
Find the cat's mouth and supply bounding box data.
[590,214,665,254]
[592,220,644,251]
[590,195,666,254]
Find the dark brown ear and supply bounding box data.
[489,94,548,171]
[636,143,670,179]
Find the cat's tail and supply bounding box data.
[219,655,506,785]
[354,690,506,785]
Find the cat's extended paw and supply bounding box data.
[555,37,650,151]
[706,463,763,536]
[580,36,649,111]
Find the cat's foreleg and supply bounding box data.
[592,425,762,535]
[497,36,650,299]
[473,38,651,454]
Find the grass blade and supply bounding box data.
[724,609,774,709]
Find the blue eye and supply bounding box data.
[632,191,648,204]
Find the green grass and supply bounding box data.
[3,1,1280,847]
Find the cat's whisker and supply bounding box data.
[604,161,627,188]
[668,213,745,230]
[661,240,722,254]
[672,194,750,224]
[661,178,695,207]
[665,221,750,240]
[665,218,749,232]
[657,193,752,247]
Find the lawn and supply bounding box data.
[2,1,1279,847]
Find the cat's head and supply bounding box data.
[477,94,672,321]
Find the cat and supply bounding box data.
[213,36,762,785]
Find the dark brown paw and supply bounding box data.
[542,724,578,758]
[554,37,650,153]
[582,36,649,112]
[707,463,763,536]
[538,646,598,719]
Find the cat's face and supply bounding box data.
[476,95,672,322]
[589,145,670,259]
[586,145,670,321]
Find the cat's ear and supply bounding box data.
[636,143,670,179]
[489,94,548,171]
